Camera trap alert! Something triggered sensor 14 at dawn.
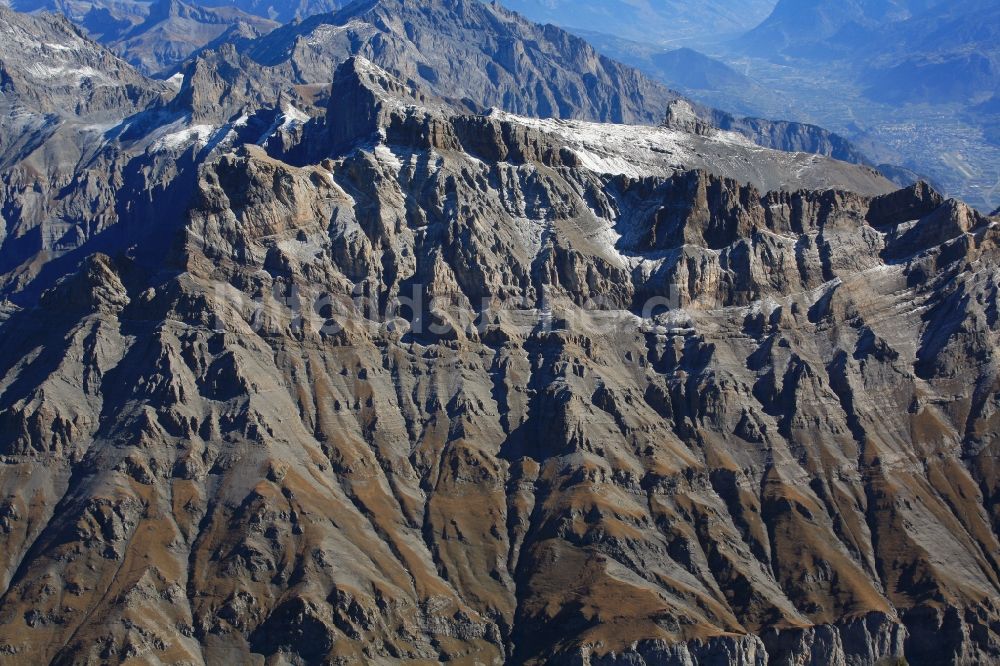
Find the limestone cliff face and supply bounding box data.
[0,53,998,666]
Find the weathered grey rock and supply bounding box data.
[14,0,331,51]
[248,0,676,123]
[761,612,908,666]
[664,99,716,137]
[106,0,278,74]
[0,6,166,117]
[28,0,913,186]
[0,7,999,666]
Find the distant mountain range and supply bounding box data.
[741,0,999,107]
[493,0,776,46]
[521,0,997,211]
[98,0,278,73]
[859,0,1000,106]
[0,0,903,185]
[738,0,941,56]
[8,0,325,72]
[20,0,998,115]
[13,0,337,24]
[575,33,767,116]
[7,0,779,73]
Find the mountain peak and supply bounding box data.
[240,0,677,124]
[332,55,425,105]
[323,55,449,152]
[663,99,716,136]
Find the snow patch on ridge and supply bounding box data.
[282,103,310,126]
[487,110,893,197]
[26,64,105,83]
[165,72,185,90]
[494,111,757,180]
[374,144,403,173]
[303,20,373,47]
[152,124,217,150]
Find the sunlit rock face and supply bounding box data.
[1,3,1000,665]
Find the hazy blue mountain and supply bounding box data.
[738,0,942,57]
[860,0,1000,105]
[498,0,776,46]
[105,0,278,72]
[10,0,334,73]
[575,33,768,116]
[200,0,338,20]
[12,0,339,23]
[973,95,1000,146]
[694,0,999,210]
[736,0,998,107]
[864,51,998,105]
[649,47,752,90]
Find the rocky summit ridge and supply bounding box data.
[0,2,999,665]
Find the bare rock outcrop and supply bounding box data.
[0,8,998,666]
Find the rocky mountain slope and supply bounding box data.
[10,0,281,74]
[176,0,904,181]
[13,0,335,32]
[1,2,1000,665]
[0,5,165,116]
[0,5,176,297]
[97,0,279,74]
[233,0,678,125]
